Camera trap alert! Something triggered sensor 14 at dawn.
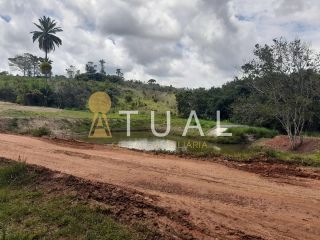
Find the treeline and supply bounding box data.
[8,53,46,77]
[2,53,176,109]
[0,75,176,110]
[176,77,320,132]
[176,79,250,120]
[67,60,125,82]
[6,53,126,82]
[0,76,119,109]
[125,79,175,93]
[176,39,320,140]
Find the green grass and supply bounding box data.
[225,127,278,138]
[304,131,320,137]
[0,108,91,119]
[211,127,278,144]
[0,101,280,146]
[29,127,52,137]
[160,141,320,167]
[188,126,278,144]
[0,160,149,239]
[0,101,279,146]
[0,160,30,187]
[223,146,320,167]
[0,101,220,138]
[262,148,320,167]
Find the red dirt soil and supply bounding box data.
[262,135,320,153]
[0,133,320,240]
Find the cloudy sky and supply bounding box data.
[1,0,320,88]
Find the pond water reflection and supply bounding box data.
[83,131,249,154]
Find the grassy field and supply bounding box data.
[0,101,218,135]
[0,159,156,240]
[0,101,278,143]
[261,148,320,167]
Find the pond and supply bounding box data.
[82,131,249,154]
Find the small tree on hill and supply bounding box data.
[85,61,97,74]
[8,54,31,76]
[148,79,156,84]
[116,68,124,78]
[65,65,76,79]
[99,59,106,75]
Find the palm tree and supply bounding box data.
[30,16,62,61]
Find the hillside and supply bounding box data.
[0,75,177,114]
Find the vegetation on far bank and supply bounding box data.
[159,141,320,168]
[176,39,320,150]
[0,75,176,113]
[0,100,279,145]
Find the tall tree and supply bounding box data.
[8,53,32,76]
[85,61,97,74]
[147,79,156,84]
[65,65,76,79]
[240,38,320,149]
[30,16,62,61]
[99,59,106,75]
[116,68,124,78]
[25,53,41,76]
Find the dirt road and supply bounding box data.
[0,134,319,239]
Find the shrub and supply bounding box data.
[40,62,52,75]
[265,149,278,158]
[226,127,277,139]
[125,95,133,103]
[0,160,28,186]
[212,127,278,144]
[0,88,16,102]
[24,89,45,106]
[30,127,51,137]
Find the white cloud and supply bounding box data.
[0,0,320,88]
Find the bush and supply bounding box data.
[213,127,278,144]
[265,149,278,158]
[0,88,16,102]
[24,89,45,106]
[106,75,124,83]
[30,127,51,137]
[40,62,52,75]
[226,127,278,139]
[125,95,133,103]
[0,160,28,186]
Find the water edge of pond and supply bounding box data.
[81,131,250,154]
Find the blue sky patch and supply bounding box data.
[0,15,11,23]
[281,22,317,33]
[235,15,254,22]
